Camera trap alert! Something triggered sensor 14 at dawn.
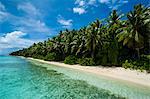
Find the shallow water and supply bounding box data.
[31,60,150,99]
[0,56,150,99]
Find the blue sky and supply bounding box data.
[0,0,149,55]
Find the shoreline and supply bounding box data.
[28,57,150,87]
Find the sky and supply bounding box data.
[0,0,149,55]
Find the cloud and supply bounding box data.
[75,0,97,6]
[99,0,128,10]
[0,2,9,22]
[17,2,40,16]
[0,2,5,10]
[73,0,87,15]
[15,2,51,34]
[75,0,86,6]
[99,0,109,3]
[73,7,86,14]
[0,2,51,35]
[75,0,85,6]
[88,0,96,5]
[58,19,72,26]
[73,0,97,15]
[73,0,128,14]
[0,31,35,50]
[57,15,73,28]
[15,18,51,33]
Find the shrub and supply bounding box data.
[32,54,44,59]
[122,60,134,69]
[64,55,77,65]
[122,58,150,73]
[44,52,57,61]
[78,58,95,66]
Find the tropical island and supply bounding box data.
[0,1,150,98]
[10,4,150,73]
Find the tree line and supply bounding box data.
[10,4,150,72]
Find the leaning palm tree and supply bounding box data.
[117,4,150,59]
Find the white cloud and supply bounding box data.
[16,18,51,33]
[57,15,73,28]
[88,0,96,5]
[0,2,9,22]
[15,2,51,34]
[73,0,129,14]
[99,0,128,9]
[73,7,86,14]
[99,0,109,3]
[122,1,128,3]
[58,19,72,26]
[73,0,97,15]
[0,2,5,10]
[0,2,51,34]
[18,2,40,16]
[73,0,87,15]
[0,10,8,21]
[0,31,35,49]
[75,0,86,6]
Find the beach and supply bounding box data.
[28,57,150,87]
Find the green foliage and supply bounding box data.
[33,55,44,60]
[141,55,150,60]
[122,60,134,69]
[122,56,150,73]
[10,4,150,72]
[78,58,95,66]
[101,55,108,65]
[44,52,57,61]
[64,56,77,65]
[116,4,150,59]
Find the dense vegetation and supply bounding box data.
[10,4,150,72]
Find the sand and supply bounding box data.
[28,58,150,87]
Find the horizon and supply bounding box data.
[0,0,149,55]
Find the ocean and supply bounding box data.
[0,56,150,99]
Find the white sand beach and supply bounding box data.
[28,58,150,87]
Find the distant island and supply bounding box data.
[10,4,150,73]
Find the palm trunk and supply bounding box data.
[91,44,95,59]
[91,51,94,59]
[136,48,140,59]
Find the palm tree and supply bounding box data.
[63,29,76,55]
[51,33,65,59]
[85,19,103,59]
[108,10,123,27]
[117,4,149,59]
[106,10,122,64]
[71,27,86,56]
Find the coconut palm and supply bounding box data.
[63,29,76,55]
[108,10,123,26]
[71,27,86,56]
[106,10,123,64]
[51,33,65,58]
[85,19,103,58]
[117,4,149,59]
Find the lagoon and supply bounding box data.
[0,56,150,99]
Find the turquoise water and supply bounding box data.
[0,56,150,99]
